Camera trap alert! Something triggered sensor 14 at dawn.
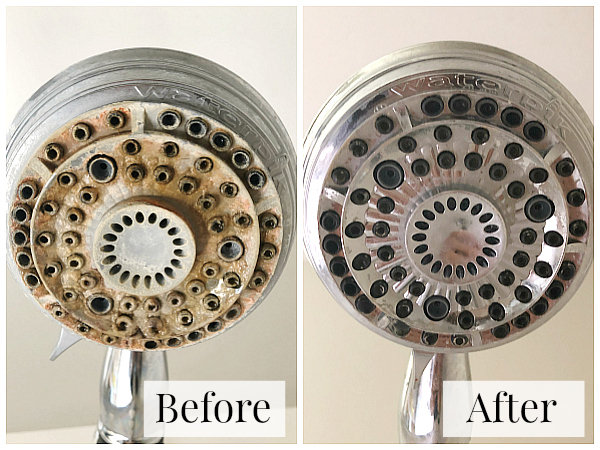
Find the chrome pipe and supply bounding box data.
[399,350,471,444]
[96,349,168,444]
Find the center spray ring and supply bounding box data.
[8,49,295,351]
[405,191,506,283]
[93,203,197,295]
[305,42,593,353]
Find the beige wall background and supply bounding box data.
[6,6,297,441]
[303,6,593,444]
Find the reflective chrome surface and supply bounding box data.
[96,349,167,444]
[49,327,82,361]
[304,41,593,444]
[304,41,593,353]
[399,350,471,444]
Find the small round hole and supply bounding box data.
[154,166,173,184]
[67,208,84,223]
[504,143,524,159]
[212,132,231,150]
[195,157,213,173]
[72,123,91,141]
[162,142,179,157]
[434,125,452,143]
[412,159,430,177]
[475,98,498,118]
[12,230,27,246]
[556,158,575,177]
[167,338,181,347]
[501,107,523,127]
[471,127,490,145]
[89,295,113,315]
[198,195,216,211]
[107,111,125,129]
[569,220,588,237]
[350,139,368,157]
[247,170,267,189]
[226,308,240,320]
[88,156,116,183]
[260,213,279,229]
[375,115,394,134]
[19,183,36,201]
[122,139,141,155]
[59,172,77,187]
[204,295,220,311]
[232,150,251,169]
[43,202,57,215]
[489,163,507,181]
[127,164,145,182]
[159,110,181,129]
[448,94,471,115]
[25,273,40,288]
[437,151,455,169]
[188,331,202,341]
[523,121,546,142]
[17,252,31,268]
[13,206,30,223]
[187,118,207,137]
[220,182,238,197]
[45,144,63,161]
[250,271,267,289]
[421,96,444,117]
[207,321,222,333]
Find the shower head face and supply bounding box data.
[8,49,296,351]
[304,42,593,353]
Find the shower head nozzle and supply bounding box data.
[8,48,296,351]
[304,42,592,352]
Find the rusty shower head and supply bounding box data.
[304,42,592,352]
[8,48,296,351]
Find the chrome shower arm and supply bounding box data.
[96,349,168,444]
[399,350,471,444]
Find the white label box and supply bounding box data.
[443,380,584,437]
[143,380,285,438]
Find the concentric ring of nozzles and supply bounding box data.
[314,83,590,351]
[9,102,284,350]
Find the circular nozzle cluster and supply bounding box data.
[304,42,593,352]
[8,49,295,351]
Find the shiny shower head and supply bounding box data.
[8,48,296,351]
[304,42,592,352]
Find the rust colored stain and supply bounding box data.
[10,101,285,351]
